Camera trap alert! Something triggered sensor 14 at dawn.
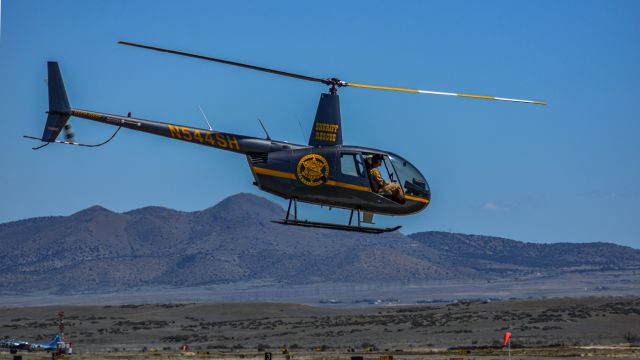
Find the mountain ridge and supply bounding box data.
[1,193,638,293]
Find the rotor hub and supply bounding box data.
[323,78,347,94]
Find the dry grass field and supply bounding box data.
[2,347,640,360]
[1,297,639,359]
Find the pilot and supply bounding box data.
[369,154,405,203]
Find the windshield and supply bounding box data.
[386,154,430,198]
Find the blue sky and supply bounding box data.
[1,1,638,247]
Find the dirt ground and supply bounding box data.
[3,348,640,360]
[1,297,639,359]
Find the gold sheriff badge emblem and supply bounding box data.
[297,154,329,186]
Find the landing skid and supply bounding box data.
[274,198,401,234]
[273,219,400,234]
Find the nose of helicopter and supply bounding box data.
[385,153,430,214]
[400,191,430,214]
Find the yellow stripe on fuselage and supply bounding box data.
[252,167,297,180]
[252,166,430,204]
[253,167,371,191]
[326,180,371,192]
[405,195,430,204]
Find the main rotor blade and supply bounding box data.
[118,41,329,85]
[118,41,545,105]
[346,82,546,105]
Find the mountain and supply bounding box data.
[1,193,638,293]
[409,231,640,273]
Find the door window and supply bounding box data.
[340,153,365,177]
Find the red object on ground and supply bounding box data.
[503,331,512,347]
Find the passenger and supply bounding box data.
[369,154,405,203]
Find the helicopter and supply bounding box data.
[26,41,545,234]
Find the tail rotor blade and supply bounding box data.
[63,121,75,143]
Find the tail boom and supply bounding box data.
[36,62,302,155]
[69,108,281,154]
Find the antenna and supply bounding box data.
[198,105,213,131]
[58,311,65,340]
[297,118,308,143]
[257,118,271,140]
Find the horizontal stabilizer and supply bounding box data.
[42,113,71,142]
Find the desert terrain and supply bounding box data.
[1,297,639,359]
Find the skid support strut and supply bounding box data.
[285,198,299,221]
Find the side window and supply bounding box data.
[340,153,364,177]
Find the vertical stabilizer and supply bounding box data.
[308,93,342,147]
[48,335,61,347]
[41,62,71,142]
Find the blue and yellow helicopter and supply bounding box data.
[27,42,545,233]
